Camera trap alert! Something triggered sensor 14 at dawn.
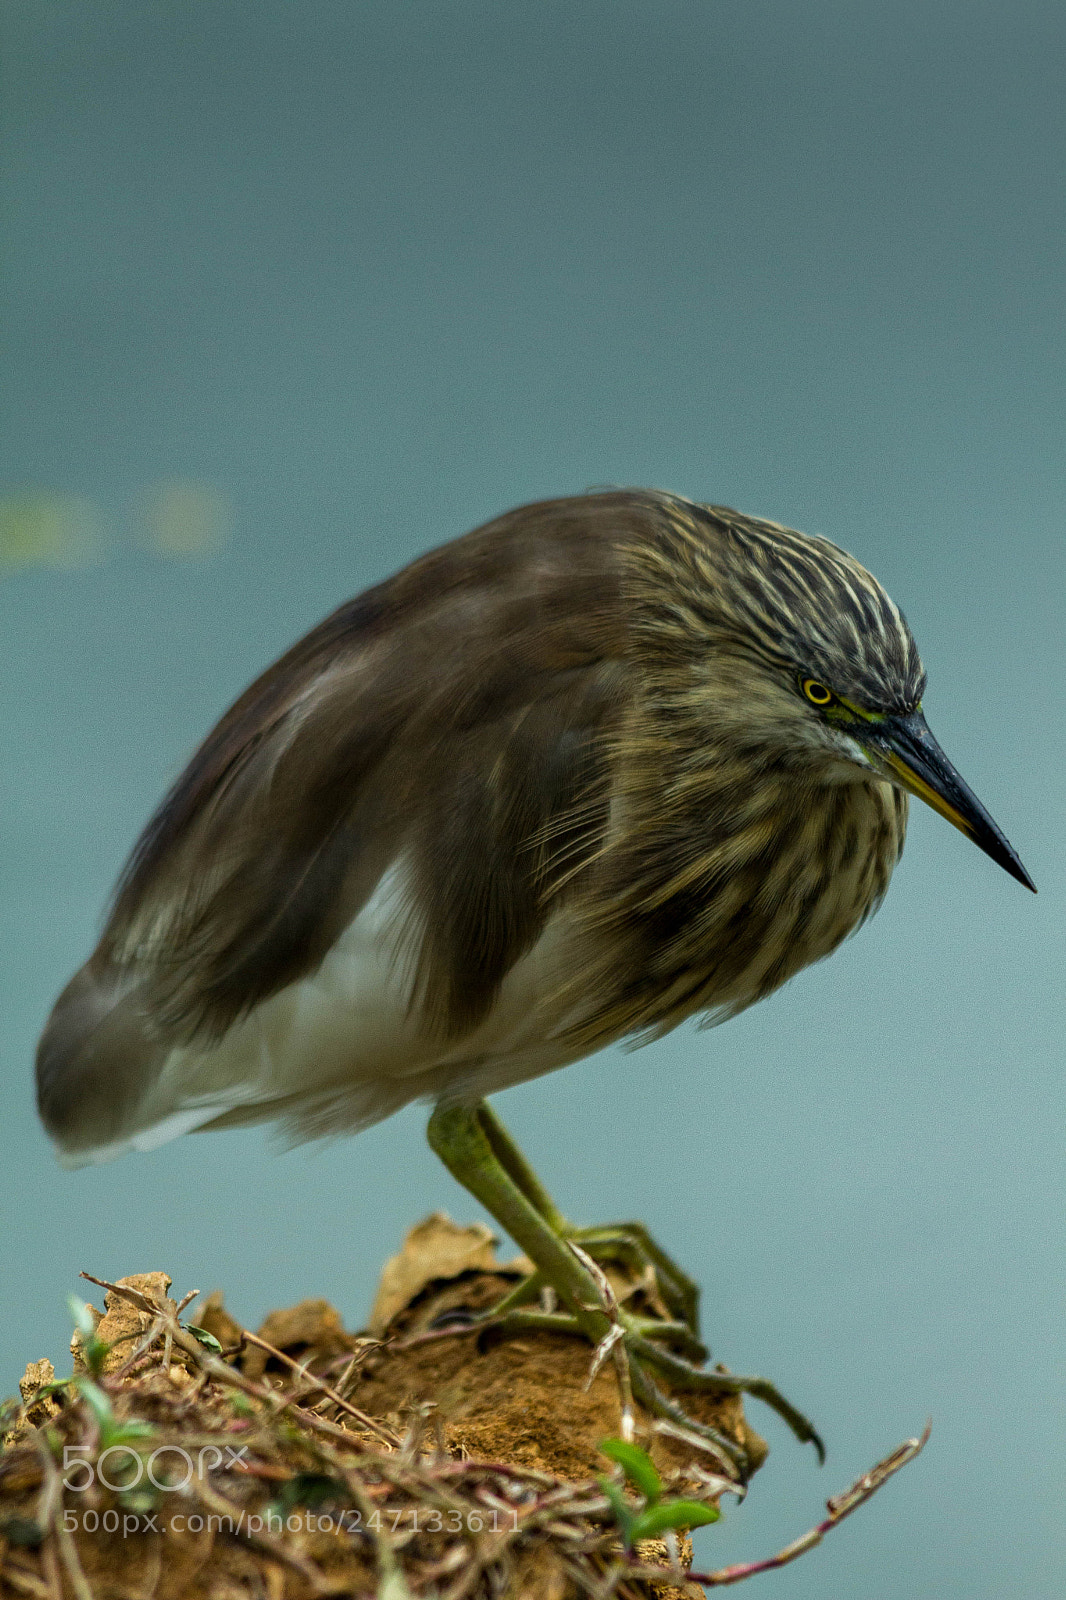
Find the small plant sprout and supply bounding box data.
[598,1437,720,1550]
[185,1324,224,1354]
[67,1297,155,1454]
[67,1295,109,1379]
[73,1371,155,1454]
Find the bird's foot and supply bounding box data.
[484,1219,700,1339]
[564,1219,701,1336]
[478,1294,822,1479]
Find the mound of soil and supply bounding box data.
[0,1216,749,1599]
[1,1215,924,1597]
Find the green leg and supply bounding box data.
[427,1102,615,1345]
[474,1102,568,1233]
[426,1099,824,1472]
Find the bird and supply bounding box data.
[36,489,1034,1471]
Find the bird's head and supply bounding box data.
[655,500,1035,892]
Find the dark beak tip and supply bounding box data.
[999,848,1037,894]
[990,844,1036,894]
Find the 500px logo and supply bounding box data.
[62,1444,249,1493]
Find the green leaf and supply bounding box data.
[185,1324,223,1354]
[599,1437,662,1504]
[68,1295,110,1377]
[629,1499,721,1543]
[26,1381,70,1400]
[597,1476,636,1543]
[100,1420,156,1450]
[274,1473,346,1512]
[119,1488,160,1515]
[74,1375,115,1430]
[68,1296,98,1343]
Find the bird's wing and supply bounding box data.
[91,497,633,1047]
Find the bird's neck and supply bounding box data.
[562,729,907,1050]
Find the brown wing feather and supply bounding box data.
[95,494,636,1044]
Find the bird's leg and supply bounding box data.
[426,1100,824,1470]
[427,1101,621,1345]
[474,1100,568,1231]
[474,1101,700,1335]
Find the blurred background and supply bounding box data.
[2,3,1063,1594]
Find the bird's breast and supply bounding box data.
[553,772,908,1050]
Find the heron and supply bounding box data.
[36,490,1034,1471]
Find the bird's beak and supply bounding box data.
[860,710,1036,892]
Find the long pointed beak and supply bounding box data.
[861,710,1036,892]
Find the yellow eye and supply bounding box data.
[802,678,835,707]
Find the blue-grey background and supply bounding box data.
[2,3,1063,1595]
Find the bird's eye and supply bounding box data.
[801,678,835,707]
